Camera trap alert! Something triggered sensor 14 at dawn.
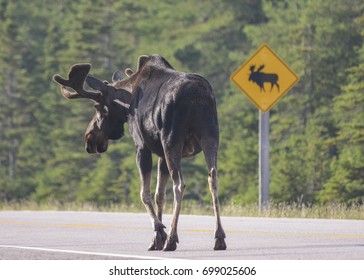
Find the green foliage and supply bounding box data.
[244,0,364,204]
[218,92,259,204]
[319,38,364,203]
[0,0,363,209]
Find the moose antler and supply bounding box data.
[257,65,265,72]
[53,64,101,102]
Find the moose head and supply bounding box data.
[53,64,132,154]
[248,64,265,81]
[248,64,279,92]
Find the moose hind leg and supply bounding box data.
[149,223,167,251]
[155,157,169,221]
[199,134,226,250]
[209,167,227,250]
[163,167,185,251]
[162,145,185,251]
[275,82,280,92]
[149,157,169,251]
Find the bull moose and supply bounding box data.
[53,54,226,251]
[249,64,280,92]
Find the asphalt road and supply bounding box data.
[0,211,363,260]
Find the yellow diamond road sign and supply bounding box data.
[230,44,299,112]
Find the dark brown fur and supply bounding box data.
[53,55,226,251]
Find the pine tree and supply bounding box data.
[319,11,364,203]
[244,0,363,203]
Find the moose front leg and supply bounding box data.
[136,148,166,251]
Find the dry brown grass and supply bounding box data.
[1,200,363,220]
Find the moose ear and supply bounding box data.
[112,70,123,82]
[125,68,134,77]
[86,75,110,95]
[137,55,148,71]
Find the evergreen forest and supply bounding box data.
[0,0,363,209]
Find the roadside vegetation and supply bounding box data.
[0,1,363,211]
[1,200,363,220]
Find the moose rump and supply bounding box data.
[154,73,217,158]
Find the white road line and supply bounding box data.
[0,245,175,260]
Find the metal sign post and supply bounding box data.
[259,110,270,211]
[230,44,299,212]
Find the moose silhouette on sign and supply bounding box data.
[248,64,280,92]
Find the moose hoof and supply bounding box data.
[148,229,167,251]
[214,238,227,250]
[163,236,178,251]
